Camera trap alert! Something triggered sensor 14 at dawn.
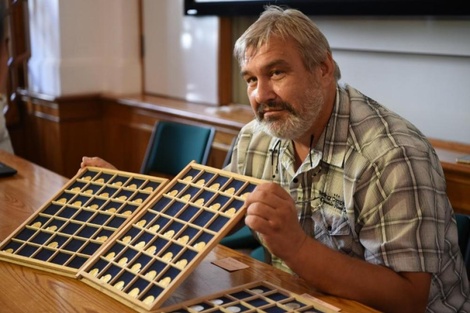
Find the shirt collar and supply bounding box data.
[320,85,350,169]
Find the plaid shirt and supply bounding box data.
[226,84,470,312]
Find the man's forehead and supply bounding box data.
[241,39,286,66]
[243,38,301,67]
[242,43,267,63]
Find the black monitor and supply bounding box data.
[184,0,469,16]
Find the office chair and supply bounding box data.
[140,121,215,177]
[222,137,237,170]
[219,137,267,263]
[456,213,470,279]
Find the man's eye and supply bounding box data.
[245,77,257,86]
[271,70,283,78]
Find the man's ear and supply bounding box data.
[320,52,335,79]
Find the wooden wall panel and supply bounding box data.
[98,97,251,173]
[100,103,153,174]
[19,92,104,178]
[16,92,252,178]
[430,139,470,216]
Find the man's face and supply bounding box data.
[240,36,325,140]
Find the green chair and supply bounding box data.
[455,213,470,279]
[220,224,260,249]
[140,121,215,177]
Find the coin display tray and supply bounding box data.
[0,167,168,277]
[160,281,335,313]
[79,162,265,312]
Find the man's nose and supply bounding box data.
[254,79,276,104]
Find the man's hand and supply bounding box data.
[80,156,117,170]
[244,184,431,313]
[243,182,308,261]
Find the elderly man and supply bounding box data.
[81,5,469,312]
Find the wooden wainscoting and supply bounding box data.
[429,139,470,215]
[98,94,253,174]
[16,91,254,178]
[18,91,104,178]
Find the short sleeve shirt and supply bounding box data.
[227,84,470,312]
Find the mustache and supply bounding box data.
[257,100,295,115]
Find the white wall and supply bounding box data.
[26,1,470,144]
[233,16,470,145]
[142,0,220,105]
[317,17,470,145]
[27,0,141,96]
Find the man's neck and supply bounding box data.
[292,83,337,169]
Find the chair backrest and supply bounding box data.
[455,213,470,279]
[222,137,237,168]
[140,121,215,177]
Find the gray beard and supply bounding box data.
[254,114,305,139]
[255,92,324,140]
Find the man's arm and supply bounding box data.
[244,182,431,313]
[285,235,431,313]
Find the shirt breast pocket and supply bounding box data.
[313,203,354,253]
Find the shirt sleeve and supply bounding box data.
[354,144,451,273]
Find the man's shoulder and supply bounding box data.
[239,120,272,142]
[342,85,434,162]
[239,120,279,149]
[240,119,261,133]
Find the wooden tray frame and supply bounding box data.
[78,162,266,311]
[160,280,339,313]
[0,166,169,277]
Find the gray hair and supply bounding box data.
[234,5,341,81]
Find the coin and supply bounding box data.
[159,277,171,287]
[177,235,189,244]
[193,242,206,250]
[225,208,236,216]
[130,263,141,273]
[146,246,157,255]
[135,241,146,249]
[209,183,220,190]
[129,287,140,298]
[175,259,188,269]
[136,219,147,228]
[162,252,173,262]
[145,270,157,280]
[89,268,99,277]
[225,187,236,195]
[149,224,160,232]
[163,230,175,238]
[209,203,221,210]
[100,274,112,283]
[105,252,115,260]
[114,280,125,290]
[143,295,155,305]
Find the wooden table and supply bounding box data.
[0,151,378,313]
